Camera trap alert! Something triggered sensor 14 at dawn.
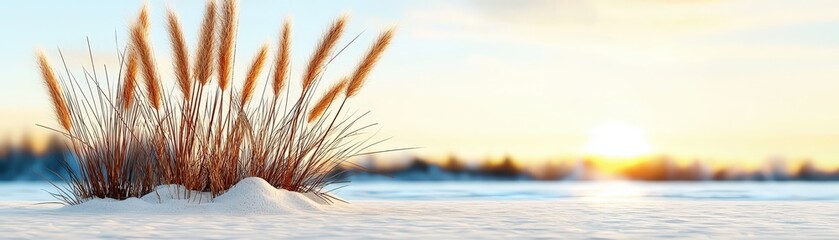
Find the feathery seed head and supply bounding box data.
[131,4,162,109]
[240,42,269,105]
[193,0,217,86]
[122,50,139,109]
[346,28,394,98]
[167,9,191,98]
[308,78,348,123]
[272,19,291,97]
[36,50,72,131]
[303,16,346,92]
[216,0,237,91]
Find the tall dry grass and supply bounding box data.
[36,0,395,204]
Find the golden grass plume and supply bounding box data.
[217,0,237,91]
[308,78,349,123]
[272,20,291,97]
[303,16,346,91]
[346,28,394,97]
[121,50,139,109]
[167,9,191,97]
[36,51,71,132]
[130,4,162,109]
[240,43,269,105]
[193,0,217,86]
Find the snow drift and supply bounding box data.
[61,177,342,214]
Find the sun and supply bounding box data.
[583,123,653,158]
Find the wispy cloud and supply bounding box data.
[410,0,839,44]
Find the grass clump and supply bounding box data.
[36,0,395,205]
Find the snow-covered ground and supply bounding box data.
[1,181,839,239]
[1,200,838,238]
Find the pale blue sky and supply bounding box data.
[4,1,839,166]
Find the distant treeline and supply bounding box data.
[0,137,72,181]
[337,155,839,181]
[3,139,839,181]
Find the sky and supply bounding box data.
[2,0,839,166]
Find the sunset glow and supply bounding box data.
[583,123,653,158]
[1,0,839,167]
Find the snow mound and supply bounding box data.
[61,177,343,214]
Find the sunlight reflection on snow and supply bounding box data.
[579,182,645,202]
